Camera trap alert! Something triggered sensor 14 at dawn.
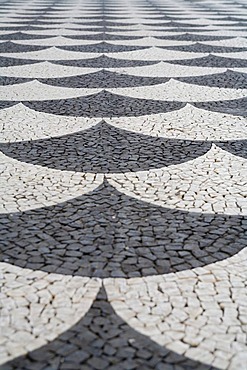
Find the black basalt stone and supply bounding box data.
[0,180,246,278]
[0,287,218,370]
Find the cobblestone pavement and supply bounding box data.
[0,0,247,369]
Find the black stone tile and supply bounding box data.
[178,70,247,89]
[53,55,158,68]
[39,70,169,88]
[0,121,210,172]
[0,287,218,370]
[24,91,184,116]
[0,180,246,278]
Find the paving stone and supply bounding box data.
[0,1,247,369]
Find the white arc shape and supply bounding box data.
[107,145,247,215]
[108,79,247,102]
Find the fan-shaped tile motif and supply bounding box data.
[0,0,247,369]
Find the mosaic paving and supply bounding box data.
[0,0,247,369]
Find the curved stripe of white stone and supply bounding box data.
[204,25,247,31]
[108,47,207,61]
[22,29,102,36]
[0,152,104,213]
[163,14,227,19]
[0,104,100,142]
[109,25,202,31]
[35,18,97,24]
[0,80,100,101]
[105,247,247,370]
[202,30,247,37]
[0,62,100,78]
[105,30,186,37]
[40,12,104,17]
[0,46,101,60]
[109,62,226,77]
[0,18,31,22]
[14,37,104,46]
[175,19,239,25]
[108,17,171,24]
[15,37,195,48]
[34,23,103,29]
[109,80,247,102]
[107,145,247,215]
[0,46,208,61]
[3,104,246,142]
[1,78,246,102]
[106,104,247,141]
[107,38,195,47]
[0,263,101,365]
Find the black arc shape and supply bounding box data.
[194,97,247,116]
[0,286,218,370]
[169,54,247,68]
[53,55,158,68]
[160,42,247,53]
[57,42,148,53]
[0,76,32,85]
[156,27,214,33]
[0,121,210,172]
[5,40,52,54]
[0,56,41,67]
[24,91,184,117]
[66,33,145,40]
[155,34,233,41]
[0,180,246,278]
[0,101,16,110]
[0,26,50,31]
[178,70,247,89]
[216,140,247,159]
[39,70,169,88]
[0,32,54,40]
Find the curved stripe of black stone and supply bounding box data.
[1,69,246,89]
[1,180,246,278]
[0,41,51,53]
[61,20,138,26]
[0,32,55,40]
[1,119,247,163]
[0,55,157,68]
[0,101,15,109]
[194,97,247,116]
[0,26,55,31]
[178,70,247,89]
[13,92,246,117]
[0,286,218,370]
[0,72,170,88]
[159,43,247,53]
[216,140,247,159]
[0,57,40,68]
[0,121,211,172]
[155,34,234,41]
[168,54,247,68]
[225,17,247,22]
[20,92,185,116]
[66,33,143,40]
[153,27,219,33]
[146,21,211,28]
[0,77,30,86]
[231,22,247,27]
[56,43,149,53]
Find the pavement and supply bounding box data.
[0,0,247,369]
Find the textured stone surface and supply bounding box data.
[0,0,246,369]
